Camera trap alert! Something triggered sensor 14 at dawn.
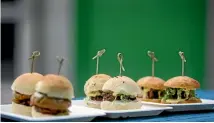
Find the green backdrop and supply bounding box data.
[75,0,206,97]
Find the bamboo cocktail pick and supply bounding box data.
[56,56,65,75]
[117,53,125,76]
[179,51,186,76]
[148,51,158,77]
[28,51,40,73]
[92,49,106,75]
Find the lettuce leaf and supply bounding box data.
[162,88,197,101]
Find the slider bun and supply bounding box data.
[102,76,141,96]
[161,98,202,104]
[12,102,31,116]
[137,76,165,90]
[32,106,55,118]
[101,100,142,110]
[84,74,111,95]
[35,74,74,100]
[11,73,43,95]
[165,76,200,89]
[84,99,101,109]
[141,98,161,103]
[32,106,70,118]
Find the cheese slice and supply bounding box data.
[88,91,102,97]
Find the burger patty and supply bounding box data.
[34,106,68,115]
[143,89,164,99]
[90,96,103,101]
[102,91,136,101]
[102,92,115,101]
[31,92,71,110]
[12,91,31,106]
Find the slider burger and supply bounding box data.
[31,74,74,117]
[84,74,111,108]
[101,76,142,110]
[161,76,202,104]
[11,73,43,116]
[137,76,165,103]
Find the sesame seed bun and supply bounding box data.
[165,76,200,89]
[137,76,165,90]
[35,74,74,100]
[11,73,43,95]
[102,76,141,96]
[84,74,111,96]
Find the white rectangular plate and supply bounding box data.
[72,100,172,118]
[0,105,105,122]
[141,99,214,112]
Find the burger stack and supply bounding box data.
[83,50,202,111]
[11,51,74,117]
[11,49,202,118]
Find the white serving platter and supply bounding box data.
[0,104,105,122]
[72,100,172,118]
[141,99,214,112]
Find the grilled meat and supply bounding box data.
[12,91,31,106]
[102,91,136,101]
[34,106,68,115]
[143,88,164,99]
[90,96,103,101]
[31,92,71,110]
[102,91,115,101]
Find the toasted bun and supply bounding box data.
[101,100,142,110]
[165,76,200,89]
[84,98,101,109]
[102,76,141,96]
[161,98,202,104]
[12,102,31,116]
[32,106,69,118]
[84,74,111,95]
[137,76,165,90]
[141,98,161,103]
[35,74,74,100]
[32,106,55,118]
[11,73,43,95]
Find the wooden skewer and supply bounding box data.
[28,51,40,73]
[148,51,158,77]
[92,49,106,74]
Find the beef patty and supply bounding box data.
[102,91,136,101]
[12,91,31,106]
[90,96,103,101]
[34,106,69,115]
[31,92,71,114]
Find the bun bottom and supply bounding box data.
[84,98,101,109]
[101,100,142,110]
[141,98,161,103]
[32,106,69,118]
[12,102,31,116]
[161,98,202,104]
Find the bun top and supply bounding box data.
[11,73,43,95]
[35,74,74,100]
[137,76,165,90]
[102,76,141,96]
[84,74,111,95]
[164,76,200,89]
